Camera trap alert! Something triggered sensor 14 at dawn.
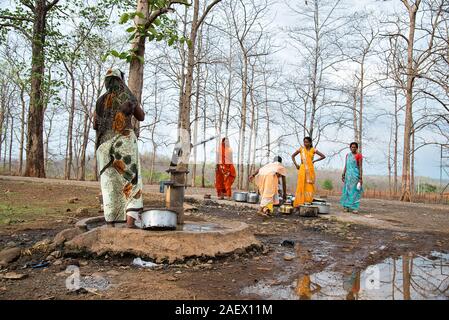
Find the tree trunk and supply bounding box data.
[65,71,75,180]
[393,87,399,196]
[191,26,203,187]
[79,111,90,181]
[400,2,419,202]
[179,0,201,172]
[127,0,149,137]
[352,84,359,142]
[359,56,365,151]
[8,113,13,173]
[201,101,206,188]
[238,52,248,188]
[149,147,156,184]
[24,0,49,178]
[411,130,415,195]
[245,64,256,190]
[264,73,270,163]
[308,0,320,139]
[19,86,26,175]
[3,114,8,169]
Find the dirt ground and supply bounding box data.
[0,176,448,300]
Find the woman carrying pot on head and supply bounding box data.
[292,137,326,207]
[340,142,363,214]
[93,68,145,228]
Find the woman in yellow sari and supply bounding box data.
[292,137,326,207]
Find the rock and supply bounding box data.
[50,251,62,259]
[6,241,17,248]
[32,238,54,253]
[183,203,198,212]
[64,258,79,267]
[80,260,88,267]
[0,247,22,267]
[68,197,79,204]
[281,240,295,248]
[2,272,28,280]
[283,254,295,261]
[167,276,178,281]
[75,207,89,216]
[256,267,271,271]
[207,260,213,264]
[53,259,63,266]
[53,228,84,246]
[175,270,182,274]
[46,255,56,262]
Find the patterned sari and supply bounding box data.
[340,153,363,210]
[95,73,143,222]
[294,147,315,206]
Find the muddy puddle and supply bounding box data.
[86,220,227,233]
[241,251,449,300]
[178,222,227,232]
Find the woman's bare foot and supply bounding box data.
[126,216,137,228]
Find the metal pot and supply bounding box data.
[279,204,294,215]
[233,192,248,202]
[299,205,319,217]
[141,209,177,230]
[247,192,259,204]
[311,202,331,214]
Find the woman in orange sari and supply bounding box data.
[215,137,236,200]
[292,137,326,207]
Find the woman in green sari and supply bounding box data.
[340,142,363,214]
[93,69,145,228]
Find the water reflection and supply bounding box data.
[241,251,449,300]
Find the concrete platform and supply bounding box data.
[65,218,261,263]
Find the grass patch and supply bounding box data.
[0,203,61,225]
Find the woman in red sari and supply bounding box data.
[215,137,236,200]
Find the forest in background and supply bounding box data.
[0,0,448,201]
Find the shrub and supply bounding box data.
[321,179,333,191]
[420,183,437,193]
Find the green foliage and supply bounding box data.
[420,183,437,193]
[108,1,190,64]
[141,169,170,184]
[321,179,334,191]
[193,176,212,188]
